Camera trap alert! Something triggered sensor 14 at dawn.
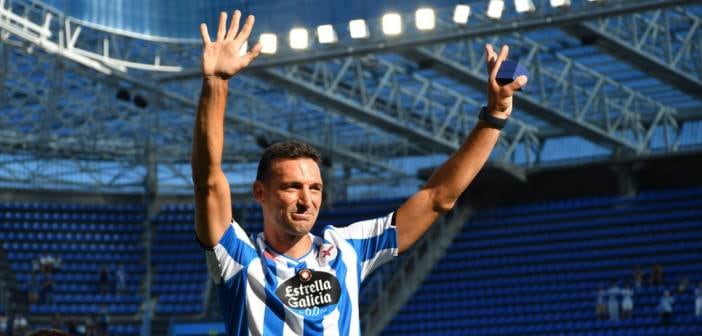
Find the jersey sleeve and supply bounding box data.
[201,220,258,285]
[335,212,398,280]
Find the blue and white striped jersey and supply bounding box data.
[203,212,398,336]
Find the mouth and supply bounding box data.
[291,213,313,221]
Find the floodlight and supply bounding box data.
[487,0,505,20]
[259,33,277,54]
[317,24,337,44]
[514,0,536,13]
[289,28,309,50]
[415,8,435,31]
[349,19,369,39]
[382,12,402,36]
[550,0,571,8]
[238,41,248,56]
[453,4,471,24]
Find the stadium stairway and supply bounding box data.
[382,186,702,336]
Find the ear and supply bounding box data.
[253,180,265,203]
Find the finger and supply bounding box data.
[235,15,256,44]
[490,45,510,80]
[485,44,498,86]
[508,75,528,92]
[484,44,496,64]
[199,23,211,44]
[242,42,263,66]
[216,12,227,41]
[226,10,241,40]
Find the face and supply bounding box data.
[254,158,323,238]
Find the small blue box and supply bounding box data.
[496,60,528,90]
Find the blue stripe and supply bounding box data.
[219,272,248,336]
[302,317,323,336]
[346,227,397,262]
[334,251,352,336]
[219,225,259,267]
[260,246,286,335]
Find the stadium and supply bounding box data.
[1,0,702,335]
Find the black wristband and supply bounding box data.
[479,106,508,130]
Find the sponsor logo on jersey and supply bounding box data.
[276,270,341,311]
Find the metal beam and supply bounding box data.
[159,0,701,82]
[251,56,542,166]
[562,7,702,99]
[403,47,637,151]
[404,30,682,154]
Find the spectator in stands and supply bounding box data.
[65,316,77,336]
[0,313,6,336]
[28,272,39,306]
[633,265,644,289]
[3,313,12,336]
[595,286,608,320]
[621,284,634,319]
[658,290,675,325]
[31,259,41,277]
[651,263,664,286]
[695,282,702,317]
[98,265,109,296]
[13,314,28,336]
[607,282,621,321]
[97,304,109,336]
[114,263,126,295]
[677,276,689,294]
[40,272,55,305]
[50,314,64,332]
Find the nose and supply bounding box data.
[298,187,312,208]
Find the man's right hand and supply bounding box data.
[200,10,262,79]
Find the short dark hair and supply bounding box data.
[256,140,321,181]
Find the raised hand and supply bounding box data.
[200,10,262,80]
[484,44,528,119]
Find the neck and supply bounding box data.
[263,227,312,259]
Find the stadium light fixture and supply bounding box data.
[259,33,277,54]
[415,8,436,31]
[487,0,505,20]
[239,41,248,56]
[514,0,536,13]
[453,4,471,24]
[289,28,309,50]
[317,24,338,44]
[349,19,369,39]
[550,0,571,8]
[382,12,402,36]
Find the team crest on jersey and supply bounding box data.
[317,244,337,266]
[299,268,312,282]
[276,270,341,316]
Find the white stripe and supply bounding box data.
[206,245,243,284]
[322,305,341,336]
[245,258,266,336]
[337,213,394,240]
[274,260,303,336]
[332,230,361,336]
[232,220,256,249]
[360,247,397,280]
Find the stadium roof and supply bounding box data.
[1,0,701,196]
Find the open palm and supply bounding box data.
[200,11,262,79]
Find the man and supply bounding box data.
[192,10,527,335]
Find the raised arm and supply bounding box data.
[394,44,527,253]
[192,11,262,247]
